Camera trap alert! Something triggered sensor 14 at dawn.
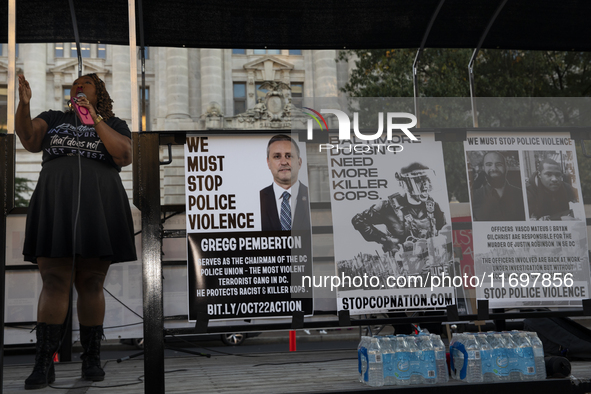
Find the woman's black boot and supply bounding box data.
[24,323,61,390]
[80,324,105,381]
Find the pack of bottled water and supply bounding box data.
[450,330,546,383]
[449,333,483,383]
[357,336,385,386]
[357,332,449,386]
[358,329,546,386]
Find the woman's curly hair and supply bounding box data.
[84,73,115,119]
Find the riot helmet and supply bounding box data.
[396,162,434,202]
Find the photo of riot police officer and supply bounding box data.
[350,162,450,282]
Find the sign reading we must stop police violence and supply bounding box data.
[465,131,591,307]
[184,135,313,321]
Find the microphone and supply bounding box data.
[71,92,95,125]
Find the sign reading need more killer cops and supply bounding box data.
[465,131,591,307]
[326,131,457,314]
[184,135,313,321]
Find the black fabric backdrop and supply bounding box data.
[1,0,591,51]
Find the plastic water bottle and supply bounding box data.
[430,334,449,383]
[408,335,424,385]
[526,332,547,380]
[380,337,397,386]
[476,333,496,382]
[357,336,370,383]
[513,332,536,381]
[501,332,521,381]
[367,337,384,387]
[393,336,411,385]
[450,333,464,380]
[464,334,483,383]
[488,333,510,381]
[417,334,437,384]
[451,333,482,383]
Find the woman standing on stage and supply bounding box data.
[15,73,137,390]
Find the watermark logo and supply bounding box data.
[302,108,418,153]
[303,107,328,132]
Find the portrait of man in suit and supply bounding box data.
[260,134,311,232]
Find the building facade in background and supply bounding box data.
[0,44,355,206]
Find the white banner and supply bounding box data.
[327,133,456,314]
[184,135,313,320]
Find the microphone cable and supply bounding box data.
[53,106,84,364]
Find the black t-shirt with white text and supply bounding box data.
[36,110,131,172]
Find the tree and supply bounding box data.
[339,49,591,202]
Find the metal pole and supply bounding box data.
[468,0,509,128]
[468,60,478,127]
[412,0,445,128]
[129,0,140,133]
[138,132,165,394]
[0,135,14,394]
[68,0,83,76]
[1,1,17,391]
[132,1,166,392]
[7,0,16,134]
[138,0,146,132]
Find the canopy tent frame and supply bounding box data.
[468,0,509,127]
[412,0,446,128]
[3,1,591,393]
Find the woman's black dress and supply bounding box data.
[23,110,137,264]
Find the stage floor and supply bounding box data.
[3,350,591,394]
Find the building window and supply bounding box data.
[233,83,246,115]
[0,86,7,133]
[55,43,64,57]
[289,50,302,56]
[82,43,91,57]
[232,49,246,55]
[291,83,303,108]
[0,44,19,57]
[253,49,280,55]
[63,87,71,112]
[71,43,91,58]
[140,87,150,131]
[98,44,106,59]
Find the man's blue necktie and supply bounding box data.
[280,191,292,231]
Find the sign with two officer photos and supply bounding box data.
[465,132,591,308]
